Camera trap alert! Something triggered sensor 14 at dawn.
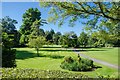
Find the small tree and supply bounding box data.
[78,32,88,48]
[28,36,46,56]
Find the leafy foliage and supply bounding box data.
[60,56,94,71]
[2,68,88,79]
[2,32,16,67]
[19,8,47,46]
[40,2,120,27]
[59,31,78,48]
[0,16,18,67]
[78,32,88,47]
[28,36,46,56]
[0,16,20,47]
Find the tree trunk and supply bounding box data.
[37,48,39,57]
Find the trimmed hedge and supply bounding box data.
[2,68,88,79]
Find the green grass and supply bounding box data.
[16,48,77,70]
[15,47,118,78]
[80,47,118,66]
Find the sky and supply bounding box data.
[1,2,85,36]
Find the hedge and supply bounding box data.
[1,68,88,79]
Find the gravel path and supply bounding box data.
[61,48,119,69]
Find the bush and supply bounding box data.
[2,48,16,68]
[60,56,94,71]
[2,68,88,79]
[64,56,74,63]
[81,59,93,67]
[62,45,69,48]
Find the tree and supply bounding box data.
[53,32,61,45]
[2,32,16,67]
[0,16,20,47]
[78,32,88,47]
[63,31,78,48]
[19,8,47,45]
[39,28,45,36]
[19,8,41,35]
[45,29,55,43]
[90,30,110,47]
[28,36,46,57]
[40,2,120,27]
[58,31,78,48]
[40,2,120,47]
[69,31,78,47]
[0,16,17,67]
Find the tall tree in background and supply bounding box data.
[19,8,46,46]
[39,28,45,36]
[53,32,61,45]
[78,32,88,47]
[19,8,41,35]
[45,29,55,43]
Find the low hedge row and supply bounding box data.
[1,68,88,79]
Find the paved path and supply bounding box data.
[62,48,119,69]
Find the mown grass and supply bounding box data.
[80,47,118,66]
[15,47,118,78]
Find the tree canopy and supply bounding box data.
[40,2,120,27]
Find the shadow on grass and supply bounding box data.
[71,65,102,72]
[39,49,106,52]
[16,50,64,60]
[92,65,102,71]
[16,51,36,60]
[39,54,64,59]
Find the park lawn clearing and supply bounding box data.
[77,62,118,78]
[80,47,118,66]
[16,48,77,69]
[15,47,118,78]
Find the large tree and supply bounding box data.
[19,8,41,35]
[19,8,46,45]
[40,2,120,47]
[40,2,120,26]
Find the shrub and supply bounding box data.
[64,56,74,63]
[2,48,16,68]
[81,59,93,67]
[62,45,69,48]
[60,56,94,71]
[2,68,88,79]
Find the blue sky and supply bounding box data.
[2,2,84,36]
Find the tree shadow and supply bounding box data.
[74,49,106,52]
[16,50,64,60]
[39,54,64,59]
[70,65,102,72]
[92,65,102,71]
[16,51,36,60]
[39,49,106,52]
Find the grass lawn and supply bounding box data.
[80,47,118,66]
[15,47,118,78]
